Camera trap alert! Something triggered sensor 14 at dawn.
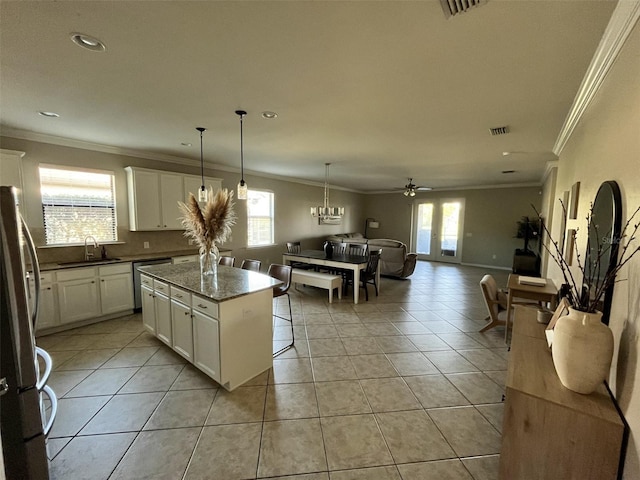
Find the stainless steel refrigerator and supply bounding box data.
[1,185,57,479]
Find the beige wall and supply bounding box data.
[0,137,365,269]
[364,186,542,269]
[545,21,640,478]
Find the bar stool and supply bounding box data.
[241,259,261,272]
[218,256,235,267]
[268,264,293,357]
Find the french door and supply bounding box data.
[412,198,465,264]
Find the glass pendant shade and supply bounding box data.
[237,180,248,200]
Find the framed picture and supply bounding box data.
[319,216,342,225]
[569,181,580,219]
[564,229,576,266]
[560,190,570,252]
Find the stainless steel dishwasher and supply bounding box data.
[132,258,172,311]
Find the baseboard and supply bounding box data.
[461,262,512,271]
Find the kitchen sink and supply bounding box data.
[56,258,122,267]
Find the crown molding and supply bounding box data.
[553,1,640,156]
[0,127,361,193]
[542,160,559,183]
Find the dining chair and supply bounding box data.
[479,274,508,332]
[332,242,347,255]
[342,249,381,301]
[285,241,315,270]
[218,256,235,267]
[241,259,261,272]
[268,264,294,357]
[347,243,368,256]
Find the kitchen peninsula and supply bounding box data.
[138,263,281,391]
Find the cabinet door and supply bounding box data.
[192,309,220,381]
[171,300,193,361]
[100,273,134,314]
[155,293,172,346]
[141,285,156,334]
[57,278,100,323]
[160,173,184,229]
[37,284,57,330]
[183,175,222,201]
[0,149,25,208]
[132,170,162,230]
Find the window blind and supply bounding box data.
[39,167,117,245]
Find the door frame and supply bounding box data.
[411,197,465,264]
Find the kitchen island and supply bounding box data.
[138,263,281,391]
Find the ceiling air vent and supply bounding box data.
[490,126,509,136]
[440,0,485,18]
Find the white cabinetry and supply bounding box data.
[125,167,184,231]
[56,267,101,323]
[0,149,26,208]
[193,300,220,381]
[29,272,57,330]
[39,263,134,332]
[154,280,172,346]
[172,255,198,264]
[141,284,156,334]
[99,264,134,314]
[183,175,222,201]
[171,286,193,361]
[125,167,223,231]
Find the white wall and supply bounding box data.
[546,20,640,478]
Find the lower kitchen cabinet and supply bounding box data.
[171,299,193,361]
[57,270,101,324]
[141,285,156,334]
[99,266,134,315]
[29,272,57,330]
[155,292,172,346]
[192,309,220,382]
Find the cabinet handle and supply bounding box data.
[184,311,189,316]
[101,279,105,282]
[197,304,207,309]
[91,280,95,284]
[163,225,167,227]
[175,294,182,298]
[157,224,161,227]
[46,287,52,290]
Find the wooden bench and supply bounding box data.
[291,269,342,303]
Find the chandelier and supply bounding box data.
[310,163,344,221]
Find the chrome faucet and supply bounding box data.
[84,235,99,261]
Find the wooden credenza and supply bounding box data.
[500,307,626,479]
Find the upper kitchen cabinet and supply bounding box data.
[125,167,223,231]
[125,167,184,231]
[0,149,26,208]
[183,174,222,202]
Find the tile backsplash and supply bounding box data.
[35,227,197,264]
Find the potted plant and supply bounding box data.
[534,196,640,394]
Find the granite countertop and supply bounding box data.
[138,263,282,302]
[38,248,229,271]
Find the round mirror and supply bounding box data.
[585,181,622,325]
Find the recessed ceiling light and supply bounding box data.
[70,33,106,52]
[181,142,192,147]
[502,170,516,174]
[502,151,511,156]
[262,111,278,119]
[38,111,60,118]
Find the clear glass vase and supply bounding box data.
[200,243,219,276]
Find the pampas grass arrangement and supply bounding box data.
[179,187,236,256]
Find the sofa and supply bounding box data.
[326,233,417,278]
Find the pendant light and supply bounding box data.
[311,163,345,221]
[236,110,248,200]
[196,127,208,202]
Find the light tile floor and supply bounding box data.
[40,261,510,479]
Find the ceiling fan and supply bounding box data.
[397,178,431,196]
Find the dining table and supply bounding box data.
[282,250,380,304]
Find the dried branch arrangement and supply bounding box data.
[535,201,640,313]
[179,187,236,251]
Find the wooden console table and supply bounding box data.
[500,306,626,479]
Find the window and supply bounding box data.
[247,189,274,246]
[39,166,117,245]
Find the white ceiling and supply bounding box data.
[0,1,617,192]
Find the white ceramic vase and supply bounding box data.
[551,307,613,394]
